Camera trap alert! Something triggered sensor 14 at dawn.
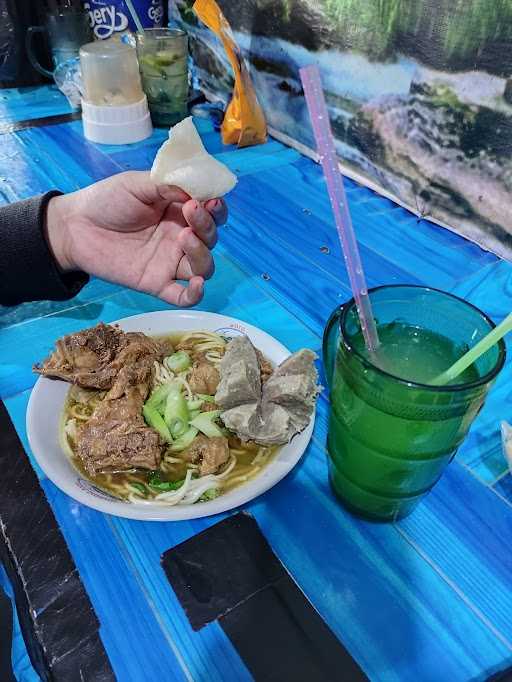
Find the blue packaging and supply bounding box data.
[83,1,164,40]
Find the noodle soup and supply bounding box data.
[60,330,278,505]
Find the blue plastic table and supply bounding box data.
[1,85,512,682]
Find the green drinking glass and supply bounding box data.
[323,285,506,521]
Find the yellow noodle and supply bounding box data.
[109,482,129,493]
[179,331,224,344]
[252,448,272,466]
[226,466,261,486]
[59,424,75,460]
[195,341,223,352]
[226,464,253,476]
[68,405,92,421]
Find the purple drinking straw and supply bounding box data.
[299,64,380,352]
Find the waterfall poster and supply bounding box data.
[173,0,512,259]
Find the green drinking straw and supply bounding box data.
[432,311,512,386]
[124,0,145,35]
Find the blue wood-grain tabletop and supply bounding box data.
[1,85,512,682]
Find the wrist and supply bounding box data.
[44,194,75,272]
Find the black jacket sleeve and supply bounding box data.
[0,192,89,306]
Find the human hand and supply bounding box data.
[45,171,227,306]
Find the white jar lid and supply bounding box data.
[81,95,153,145]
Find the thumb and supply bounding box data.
[119,171,190,205]
[155,184,191,204]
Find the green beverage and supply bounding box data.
[136,29,188,127]
[353,322,479,385]
[323,286,505,521]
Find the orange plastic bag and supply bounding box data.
[193,0,267,147]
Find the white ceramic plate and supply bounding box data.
[27,311,315,521]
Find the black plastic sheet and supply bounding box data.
[0,401,114,682]
[162,512,369,682]
[0,581,15,682]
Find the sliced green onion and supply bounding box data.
[164,384,189,438]
[145,383,175,411]
[189,409,201,421]
[143,404,173,443]
[166,351,191,373]
[199,488,221,502]
[169,426,199,452]
[148,473,185,491]
[189,410,223,438]
[197,393,216,403]
[186,398,204,411]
